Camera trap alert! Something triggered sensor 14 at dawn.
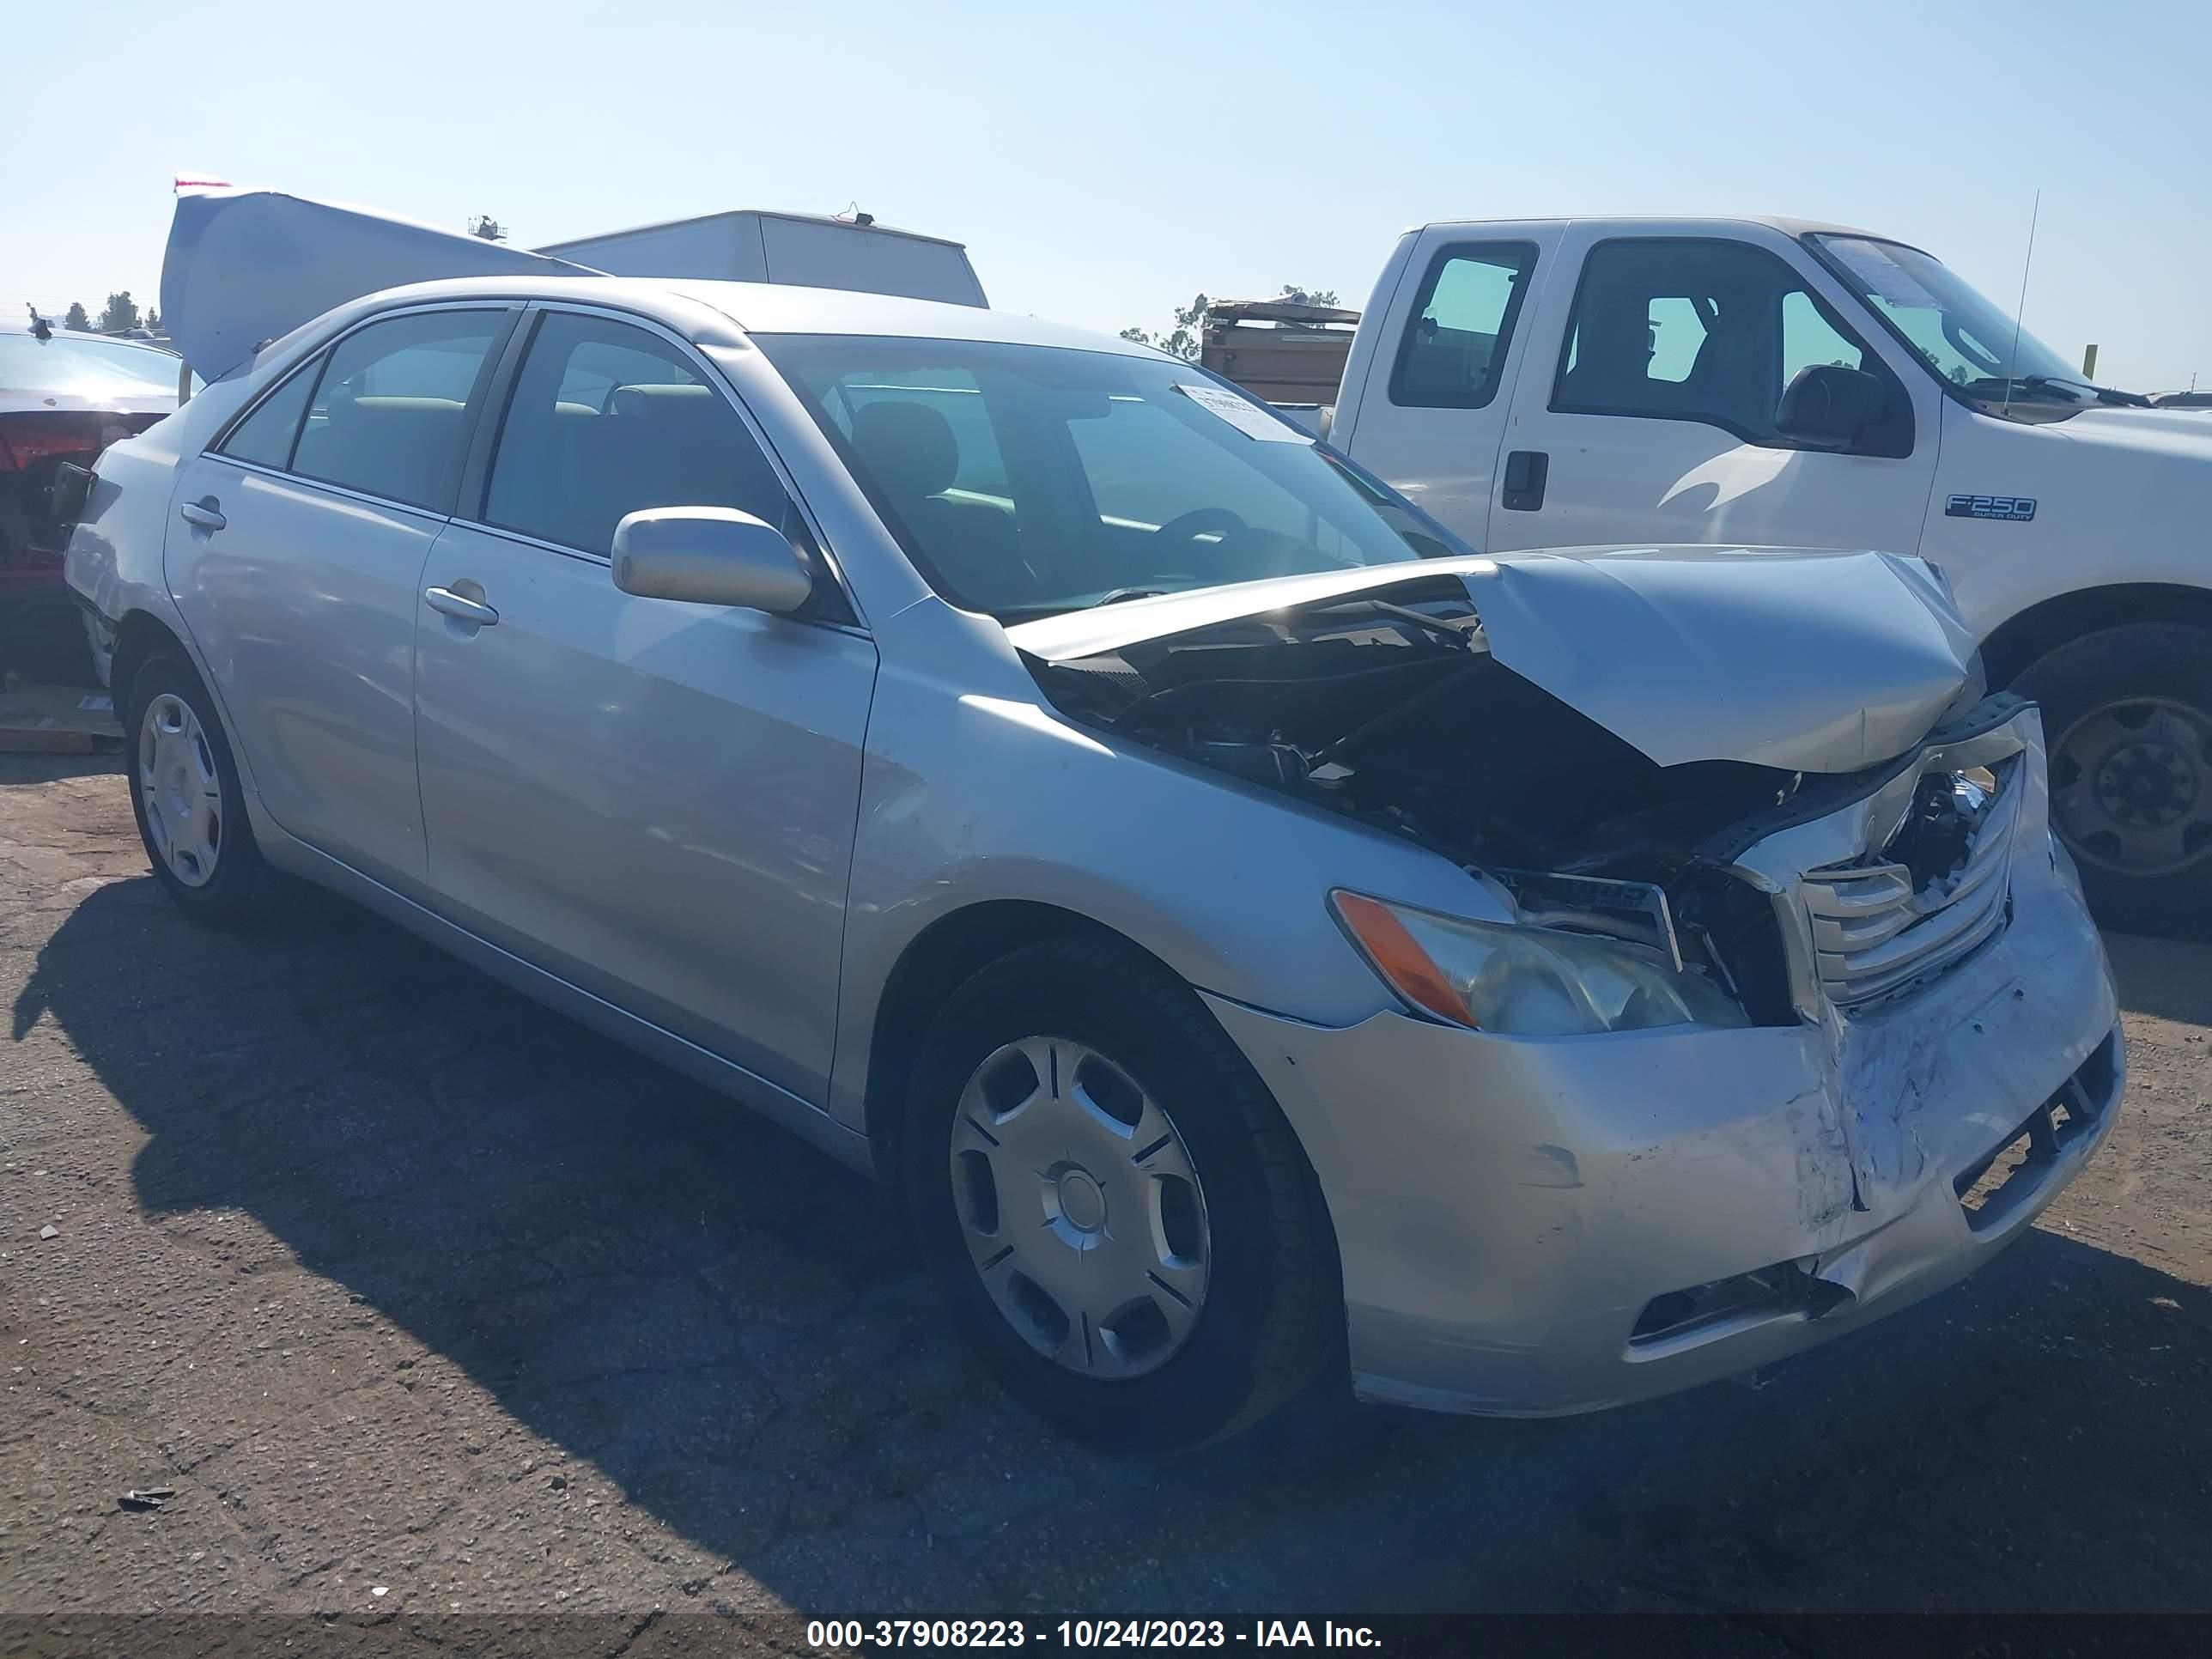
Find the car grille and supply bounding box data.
[1799,757,2023,1008]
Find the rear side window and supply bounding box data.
[1389,242,1538,409]
[483,312,799,556]
[216,364,318,469]
[290,311,507,510]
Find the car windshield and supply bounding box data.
[0,332,179,398]
[1808,235,2087,404]
[755,334,1458,620]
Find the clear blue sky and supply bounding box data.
[5,0,2207,392]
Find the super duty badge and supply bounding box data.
[1946,494,2036,522]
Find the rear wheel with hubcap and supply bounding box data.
[124,653,288,925]
[906,936,1339,1451]
[2015,623,2212,939]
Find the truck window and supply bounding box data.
[1553,239,1896,452]
[1389,243,1537,409]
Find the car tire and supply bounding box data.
[2014,623,2212,939]
[903,935,1340,1452]
[123,652,289,927]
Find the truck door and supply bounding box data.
[1328,227,1559,551]
[1486,226,1941,560]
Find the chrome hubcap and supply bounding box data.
[138,693,222,888]
[951,1037,1210,1379]
[2050,696,2212,878]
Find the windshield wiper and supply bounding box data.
[2021,373,2151,408]
[1963,373,2151,409]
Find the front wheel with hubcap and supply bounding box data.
[906,937,1339,1451]
[2014,622,2212,939]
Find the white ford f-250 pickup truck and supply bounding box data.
[1306,216,2211,934]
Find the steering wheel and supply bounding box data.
[1152,507,1247,547]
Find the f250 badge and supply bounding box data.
[1946,493,2036,521]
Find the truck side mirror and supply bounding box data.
[1776,364,1887,448]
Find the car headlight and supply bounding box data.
[1330,890,1749,1036]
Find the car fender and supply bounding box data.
[824,597,1507,1133]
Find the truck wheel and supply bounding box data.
[902,936,1340,1451]
[2014,623,2212,939]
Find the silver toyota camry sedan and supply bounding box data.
[67,275,2123,1449]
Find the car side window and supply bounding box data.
[291,310,506,510]
[216,361,319,470]
[483,312,803,557]
[1389,242,1538,409]
[1553,239,1897,450]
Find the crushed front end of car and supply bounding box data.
[1008,546,2123,1414]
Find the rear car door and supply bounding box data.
[1486,227,1940,556]
[412,306,878,1106]
[1327,228,1555,550]
[166,304,515,888]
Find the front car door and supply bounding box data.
[411,306,878,1106]
[1486,223,1942,558]
[165,304,515,888]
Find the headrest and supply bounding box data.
[848,399,958,501]
[607,383,714,418]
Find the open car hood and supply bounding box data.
[1005,546,1977,774]
[161,189,603,384]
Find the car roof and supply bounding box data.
[309,274,1159,358]
[1414,213,1887,240]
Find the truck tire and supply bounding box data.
[2014,623,2212,939]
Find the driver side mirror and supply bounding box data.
[1775,364,1888,449]
[611,507,814,614]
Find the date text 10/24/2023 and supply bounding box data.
[805,1620,1382,1649]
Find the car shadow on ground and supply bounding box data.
[12,877,2212,1613]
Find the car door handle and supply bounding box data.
[178,497,226,531]
[1501,450,1549,513]
[424,586,500,627]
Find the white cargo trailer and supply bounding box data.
[536,210,988,307]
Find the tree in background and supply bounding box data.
[62,302,90,331]
[1121,284,1341,359]
[97,292,142,333]
[1121,294,1209,361]
[146,308,161,331]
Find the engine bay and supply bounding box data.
[1024,579,1814,1022]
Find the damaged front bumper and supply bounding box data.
[1205,704,2124,1416]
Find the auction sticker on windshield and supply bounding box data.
[1175,382,1311,442]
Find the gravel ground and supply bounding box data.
[3,752,2209,1625]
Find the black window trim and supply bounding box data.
[459,299,861,630]
[1386,239,1540,410]
[210,353,323,472]
[207,300,522,516]
[1547,234,1914,459]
